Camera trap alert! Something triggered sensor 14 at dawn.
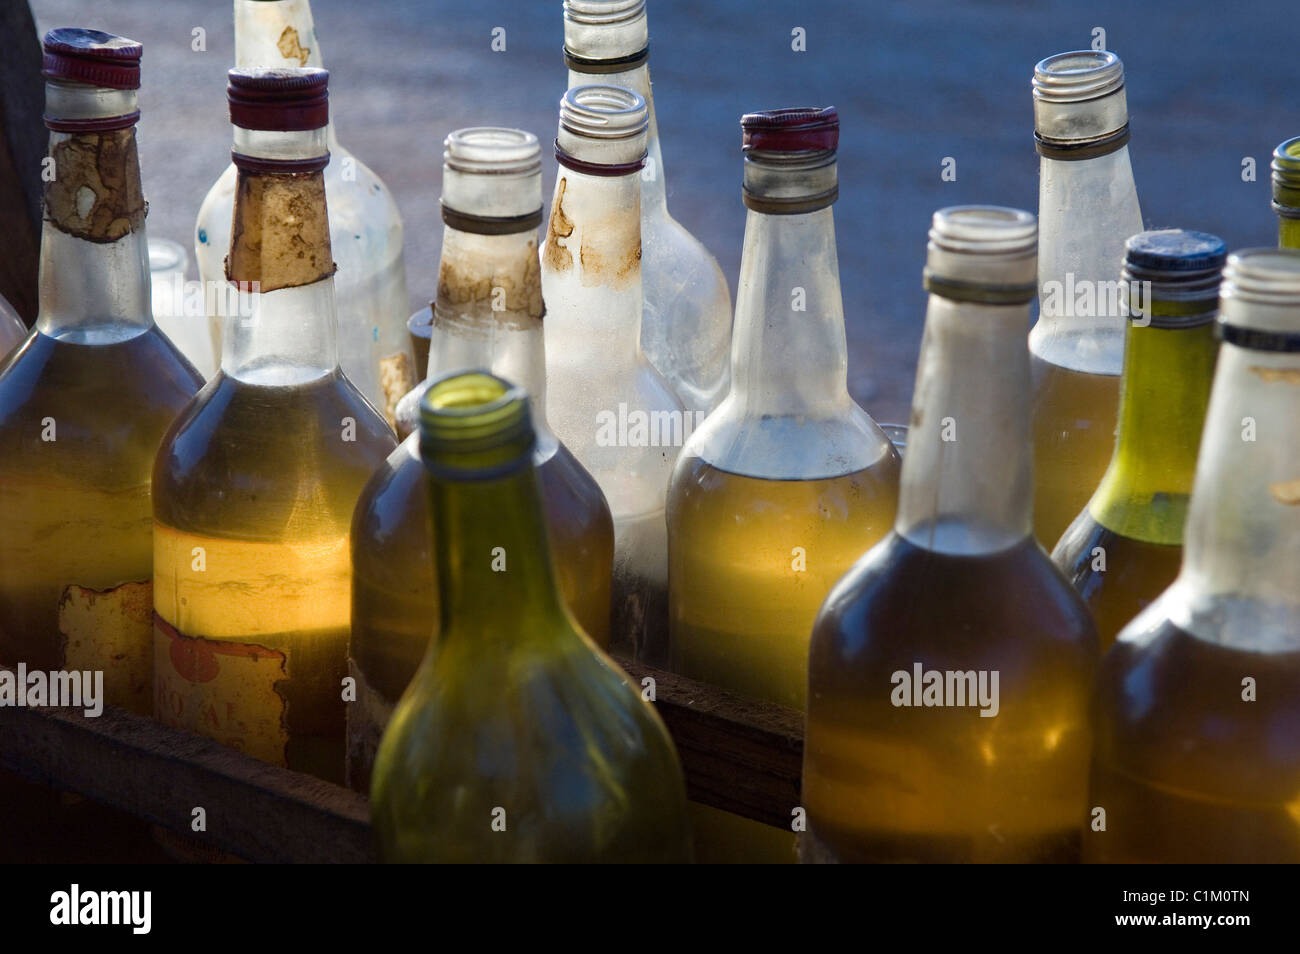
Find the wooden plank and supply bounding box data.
[0,693,374,864]
[0,2,45,324]
[617,658,804,830]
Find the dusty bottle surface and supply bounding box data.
[0,294,25,362]
[0,30,203,715]
[1030,51,1143,547]
[348,128,614,793]
[541,84,683,666]
[1088,249,1300,863]
[370,372,692,863]
[153,68,396,784]
[803,206,1099,863]
[194,0,413,424]
[1053,230,1222,649]
[563,0,732,413]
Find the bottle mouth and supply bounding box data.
[419,371,535,469]
[929,206,1037,256]
[1272,137,1300,213]
[445,127,542,177]
[227,67,329,132]
[1121,229,1226,304]
[564,0,646,26]
[559,84,648,141]
[924,206,1038,305]
[1221,249,1300,306]
[1032,50,1124,103]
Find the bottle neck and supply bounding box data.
[567,63,665,212]
[1279,214,1300,251]
[1172,340,1300,647]
[541,167,643,357]
[429,455,568,647]
[896,296,1034,554]
[730,206,850,416]
[222,134,338,382]
[1031,146,1142,373]
[36,125,153,342]
[427,224,553,442]
[1088,314,1217,543]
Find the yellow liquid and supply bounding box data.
[153,370,395,784]
[804,535,1098,862]
[1088,620,1300,862]
[0,328,202,713]
[348,441,613,793]
[1029,353,1120,550]
[669,458,900,710]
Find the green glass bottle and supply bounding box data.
[1052,231,1222,649]
[371,371,692,863]
[1273,137,1300,249]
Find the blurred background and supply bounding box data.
[25,0,1293,422]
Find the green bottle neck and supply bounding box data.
[1087,310,1218,544]
[1279,214,1300,250]
[429,456,569,648]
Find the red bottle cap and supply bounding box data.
[741,106,838,152]
[42,28,142,90]
[227,68,329,132]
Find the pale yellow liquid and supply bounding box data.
[1030,354,1120,550]
[0,328,202,713]
[152,371,395,784]
[669,456,900,863]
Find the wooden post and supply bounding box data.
[0,2,45,325]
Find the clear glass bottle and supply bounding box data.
[0,29,203,715]
[1272,137,1300,249]
[803,206,1099,863]
[370,371,692,863]
[541,84,683,666]
[348,127,615,793]
[194,0,414,425]
[0,293,25,362]
[1087,249,1300,863]
[1030,51,1144,547]
[669,107,899,709]
[563,0,732,413]
[153,68,397,784]
[1053,230,1222,649]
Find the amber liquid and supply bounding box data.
[1052,515,1183,651]
[0,328,202,709]
[804,533,1098,862]
[1030,353,1120,550]
[153,370,394,784]
[1088,619,1300,862]
[348,440,614,793]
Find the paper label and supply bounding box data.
[58,580,152,715]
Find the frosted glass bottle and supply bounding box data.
[563,0,732,412]
[193,0,413,425]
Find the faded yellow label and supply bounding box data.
[277,25,310,65]
[58,580,152,715]
[226,171,335,293]
[379,351,414,429]
[1250,366,1300,385]
[1269,479,1300,505]
[154,614,289,766]
[46,129,147,242]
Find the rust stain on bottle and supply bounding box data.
[277,26,311,66]
[1269,479,1300,505]
[544,178,574,272]
[437,239,544,327]
[1249,366,1300,385]
[46,129,147,243]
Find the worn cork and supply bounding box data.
[225,171,336,292]
[45,129,147,243]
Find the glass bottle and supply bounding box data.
[370,371,692,863]
[1087,249,1300,863]
[1030,51,1144,547]
[194,0,414,425]
[1052,230,1222,649]
[563,0,732,413]
[1272,137,1300,249]
[0,30,204,715]
[803,206,1099,863]
[669,107,899,708]
[153,68,397,784]
[348,127,615,793]
[0,293,25,361]
[541,84,683,666]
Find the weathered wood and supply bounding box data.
[617,657,804,830]
[0,695,374,864]
[0,2,45,324]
